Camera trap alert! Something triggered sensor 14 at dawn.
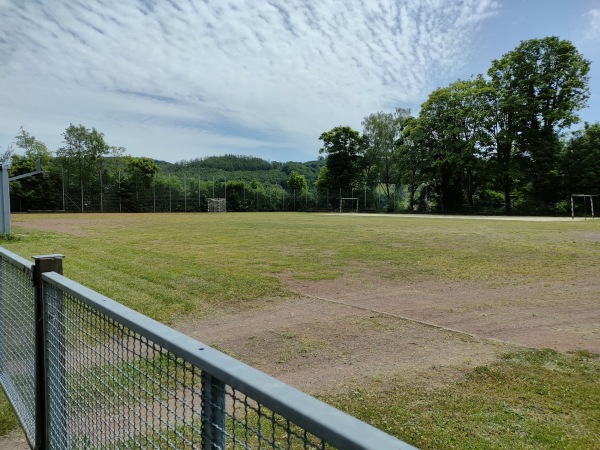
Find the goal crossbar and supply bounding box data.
[339,197,359,213]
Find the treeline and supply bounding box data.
[3,126,327,213]
[316,37,599,214]
[158,157,324,189]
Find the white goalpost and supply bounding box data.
[207,198,226,212]
[339,197,359,213]
[571,194,597,219]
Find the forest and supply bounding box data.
[2,36,599,214]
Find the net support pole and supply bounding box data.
[591,196,595,219]
[33,254,64,450]
[0,164,11,234]
[571,195,574,220]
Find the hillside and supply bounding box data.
[156,154,325,188]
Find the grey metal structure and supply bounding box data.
[0,164,11,233]
[0,159,44,234]
[0,246,416,449]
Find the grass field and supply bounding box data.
[1,212,599,448]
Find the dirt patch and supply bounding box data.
[12,216,103,236]
[177,296,510,395]
[280,274,600,354]
[0,430,28,450]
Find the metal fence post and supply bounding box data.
[0,257,4,376]
[33,254,64,450]
[201,372,226,450]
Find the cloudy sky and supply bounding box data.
[1,0,599,163]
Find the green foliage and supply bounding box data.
[362,108,411,205]
[417,77,490,212]
[55,124,110,211]
[318,126,367,190]
[487,36,591,210]
[287,170,308,191]
[563,122,600,195]
[14,126,52,165]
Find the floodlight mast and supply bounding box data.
[0,158,44,234]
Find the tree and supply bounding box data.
[563,122,600,195]
[14,126,52,165]
[0,145,13,164]
[287,170,308,191]
[318,126,367,190]
[398,117,431,211]
[417,77,489,212]
[362,108,411,206]
[488,36,591,210]
[10,128,60,211]
[56,124,110,211]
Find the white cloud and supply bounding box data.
[584,9,600,41]
[0,0,500,161]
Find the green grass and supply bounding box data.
[4,213,599,323]
[1,213,599,444]
[322,349,600,449]
[0,387,19,437]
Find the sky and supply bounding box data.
[1,0,599,163]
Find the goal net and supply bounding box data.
[571,194,597,219]
[339,197,359,213]
[208,198,226,212]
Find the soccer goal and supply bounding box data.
[571,194,597,219]
[339,197,359,213]
[208,198,226,212]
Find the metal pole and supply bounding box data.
[184,174,187,212]
[0,164,11,234]
[571,195,574,220]
[202,373,227,449]
[118,170,122,213]
[62,166,65,212]
[100,170,103,213]
[591,196,595,219]
[33,254,64,450]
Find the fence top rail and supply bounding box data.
[0,246,34,271]
[42,271,415,450]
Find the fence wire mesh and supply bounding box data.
[0,252,36,447]
[0,247,411,450]
[43,281,331,449]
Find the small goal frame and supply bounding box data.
[339,197,359,213]
[207,198,227,212]
[571,194,597,219]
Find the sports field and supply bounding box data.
[1,212,599,449]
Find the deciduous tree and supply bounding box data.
[362,108,411,206]
[318,126,367,190]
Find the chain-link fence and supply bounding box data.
[0,249,36,447]
[1,247,415,449]
[58,184,394,213]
